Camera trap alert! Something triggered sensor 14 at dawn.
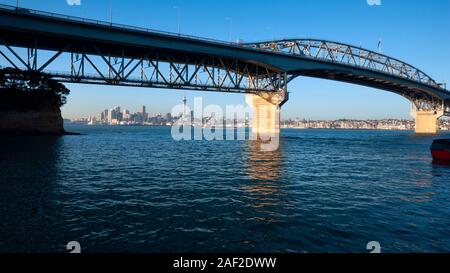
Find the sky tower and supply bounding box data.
[183,94,187,119]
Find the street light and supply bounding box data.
[173,6,180,35]
[225,17,233,43]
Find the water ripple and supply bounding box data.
[0,126,449,253]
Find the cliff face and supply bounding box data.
[0,68,71,135]
[0,108,65,135]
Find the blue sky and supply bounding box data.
[1,0,449,120]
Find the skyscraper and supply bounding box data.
[123,109,130,120]
[103,109,109,123]
[183,95,187,119]
[108,109,114,123]
[141,105,147,122]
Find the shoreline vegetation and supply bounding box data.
[0,68,74,136]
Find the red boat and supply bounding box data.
[431,139,450,161]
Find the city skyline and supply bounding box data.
[69,97,450,124]
[67,103,450,131]
[1,0,449,120]
[85,104,176,126]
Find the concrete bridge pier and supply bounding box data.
[410,109,444,134]
[246,91,288,150]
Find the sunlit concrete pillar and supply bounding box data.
[410,109,444,134]
[246,94,281,137]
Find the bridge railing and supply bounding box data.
[0,4,236,47]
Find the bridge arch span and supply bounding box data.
[0,5,448,133]
[244,39,449,108]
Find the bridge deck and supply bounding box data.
[0,4,449,101]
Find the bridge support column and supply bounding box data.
[410,109,444,134]
[246,94,280,136]
[246,91,288,151]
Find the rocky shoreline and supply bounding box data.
[0,68,74,136]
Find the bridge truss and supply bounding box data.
[0,39,289,95]
[0,3,448,114]
[245,39,450,113]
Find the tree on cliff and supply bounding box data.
[0,68,70,111]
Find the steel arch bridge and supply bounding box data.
[0,4,449,131]
[245,39,450,112]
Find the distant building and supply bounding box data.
[123,109,130,120]
[141,105,147,122]
[107,109,114,123]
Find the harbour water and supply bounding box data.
[0,125,449,253]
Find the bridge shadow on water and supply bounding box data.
[0,136,63,252]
